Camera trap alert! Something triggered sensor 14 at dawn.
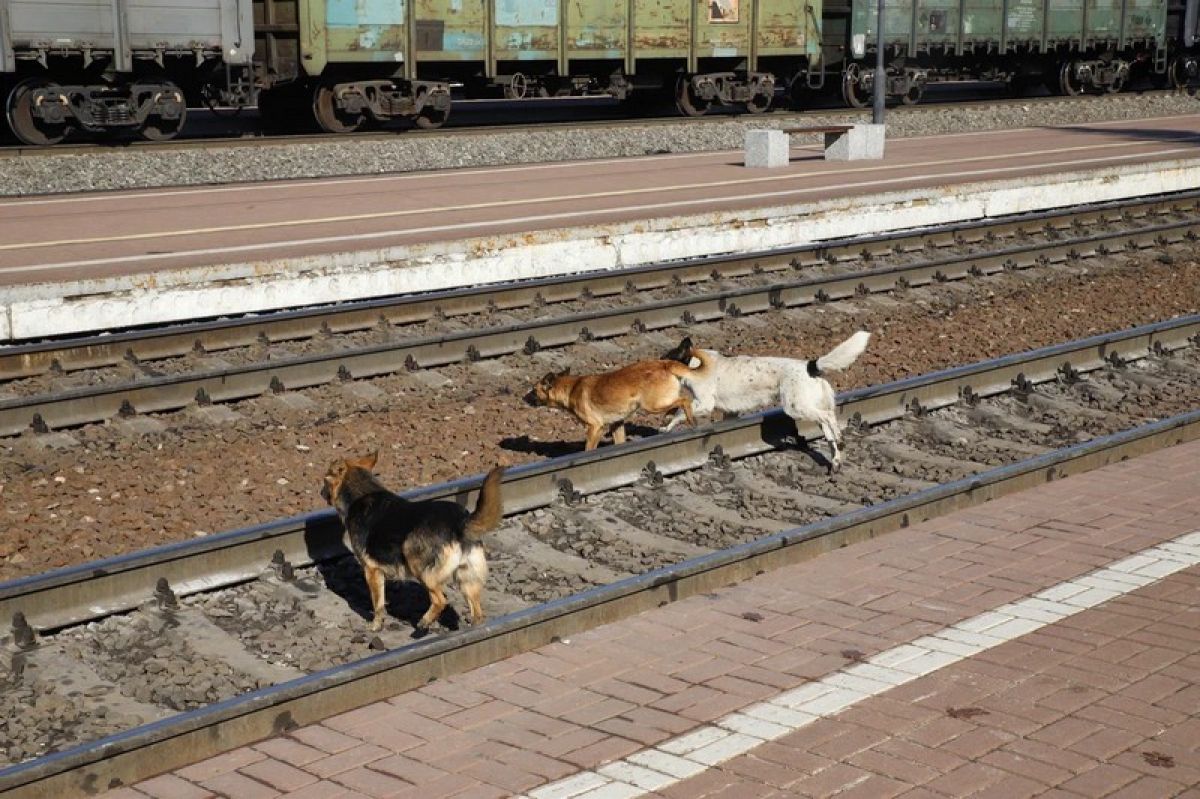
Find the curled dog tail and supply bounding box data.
[809,331,871,377]
[668,349,714,377]
[464,465,505,539]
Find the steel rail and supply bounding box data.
[0,317,1197,799]
[4,189,1195,382]
[0,210,1196,438]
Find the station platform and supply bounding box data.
[107,438,1200,799]
[3,114,1200,341]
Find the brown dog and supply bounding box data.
[529,360,697,450]
[321,452,505,633]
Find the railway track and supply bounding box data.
[0,89,1159,160]
[1,314,1198,798]
[1,191,1198,438]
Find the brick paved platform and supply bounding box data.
[110,439,1200,799]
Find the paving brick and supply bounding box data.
[557,736,643,770]
[307,744,392,779]
[134,774,214,799]
[1106,775,1192,798]
[1057,763,1142,796]
[1067,726,1145,761]
[254,738,329,767]
[240,760,320,792]
[923,762,1007,796]
[289,726,367,755]
[176,748,267,782]
[330,767,414,798]
[199,772,281,799]
[846,747,941,785]
[980,747,1071,787]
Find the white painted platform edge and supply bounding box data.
[518,530,1200,799]
[3,156,1199,341]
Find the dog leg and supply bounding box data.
[417,583,449,631]
[679,395,696,427]
[461,581,486,626]
[458,548,489,626]
[818,415,843,472]
[364,564,387,631]
[611,423,627,445]
[660,408,687,432]
[584,423,603,451]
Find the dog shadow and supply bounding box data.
[501,423,664,457]
[313,556,461,639]
[759,416,837,473]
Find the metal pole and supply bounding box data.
[872,0,885,124]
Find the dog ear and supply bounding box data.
[557,367,571,376]
[350,451,379,470]
[680,336,693,350]
[539,371,557,385]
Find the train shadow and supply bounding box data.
[1046,125,1200,146]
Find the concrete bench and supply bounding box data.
[744,124,885,168]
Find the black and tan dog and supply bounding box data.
[321,452,505,633]
[529,360,697,450]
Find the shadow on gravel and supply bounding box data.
[310,552,461,637]
[500,423,664,457]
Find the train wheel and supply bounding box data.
[1170,57,1198,90]
[1058,61,1084,96]
[841,64,868,109]
[900,82,924,105]
[675,76,710,117]
[744,91,772,114]
[313,83,364,134]
[141,83,187,141]
[5,77,68,146]
[413,106,448,129]
[1103,72,1126,94]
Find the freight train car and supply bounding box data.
[1166,0,1200,87]
[252,0,823,131]
[0,0,255,144]
[826,0,1187,107]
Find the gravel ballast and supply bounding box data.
[2,93,1198,196]
[0,253,1196,583]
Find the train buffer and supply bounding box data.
[745,124,885,167]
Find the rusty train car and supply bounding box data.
[2,0,1198,144]
[250,0,821,131]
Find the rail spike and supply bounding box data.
[154,577,179,612]
[641,461,664,488]
[11,612,37,650]
[708,445,732,470]
[1012,372,1034,401]
[557,478,582,506]
[269,550,295,582]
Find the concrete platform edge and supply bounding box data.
[3,156,1199,342]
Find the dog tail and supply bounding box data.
[669,349,714,377]
[810,331,871,377]
[464,465,505,539]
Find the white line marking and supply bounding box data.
[520,530,1200,799]
[3,113,1197,208]
[5,145,1199,277]
[6,135,1198,254]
